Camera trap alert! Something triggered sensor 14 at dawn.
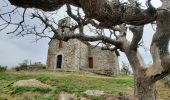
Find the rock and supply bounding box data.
[83,90,105,96]
[58,92,77,100]
[13,79,50,88]
[80,97,90,100]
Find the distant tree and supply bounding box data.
[28,61,46,70]
[1,0,170,99]
[0,65,7,72]
[15,59,29,71]
[20,59,29,66]
[33,62,42,65]
[121,61,131,75]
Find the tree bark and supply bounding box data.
[121,32,157,100]
[126,50,157,100]
[147,2,170,82]
[8,0,157,27]
[134,76,157,100]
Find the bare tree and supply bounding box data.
[1,0,170,99]
[121,61,131,75]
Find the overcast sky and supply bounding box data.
[0,0,164,67]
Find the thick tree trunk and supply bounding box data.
[134,76,157,100]
[148,2,170,82]
[125,50,157,100]
[122,42,157,100]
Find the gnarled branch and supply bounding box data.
[129,25,144,50]
[8,0,157,27]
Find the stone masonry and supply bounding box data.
[46,17,119,75]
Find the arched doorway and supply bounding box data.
[56,55,62,68]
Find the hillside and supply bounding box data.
[0,71,169,100]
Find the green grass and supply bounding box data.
[2,71,169,100]
[0,71,134,99]
[0,71,169,99]
[11,86,52,94]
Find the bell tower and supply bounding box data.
[57,17,73,35]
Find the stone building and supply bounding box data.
[47,17,119,75]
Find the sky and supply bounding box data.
[0,0,165,68]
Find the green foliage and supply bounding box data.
[0,65,7,72]
[14,59,29,71]
[15,65,28,71]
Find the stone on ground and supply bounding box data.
[83,90,105,96]
[13,79,50,87]
[58,92,77,100]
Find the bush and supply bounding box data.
[0,65,7,72]
[15,65,28,71]
[14,60,46,71]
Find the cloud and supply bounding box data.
[0,35,50,67]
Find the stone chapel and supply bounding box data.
[47,17,119,75]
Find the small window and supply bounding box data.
[59,40,63,48]
[88,57,93,68]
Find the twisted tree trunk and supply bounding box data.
[123,45,157,100]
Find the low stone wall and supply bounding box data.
[80,68,116,76]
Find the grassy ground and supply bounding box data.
[0,71,169,100]
[156,81,170,100]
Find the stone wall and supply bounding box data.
[47,17,119,75]
[89,46,119,75]
[47,39,77,70]
[74,40,89,69]
[47,39,119,75]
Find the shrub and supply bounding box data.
[0,65,7,72]
[15,60,46,71]
[15,65,28,71]
[15,59,29,71]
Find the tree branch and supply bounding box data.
[8,0,81,11]
[32,11,121,47]
[53,33,120,46]
[129,25,144,50]
[8,0,157,27]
